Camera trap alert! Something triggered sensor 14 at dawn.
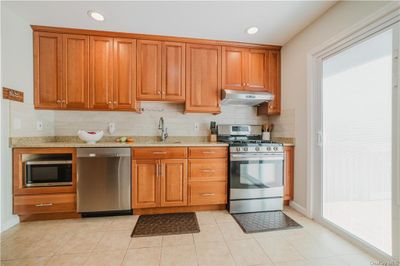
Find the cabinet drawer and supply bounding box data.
[189,181,227,206]
[132,147,187,159]
[188,147,227,159]
[14,193,76,215]
[189,159,227,181]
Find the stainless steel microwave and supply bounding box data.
[25,160,73,187]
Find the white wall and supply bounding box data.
[1,6,55,231]
[271,0,393,212]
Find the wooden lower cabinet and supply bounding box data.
[160,159,187,207]
[189,181,227,206]
[12,148,78,221]
[132,158,188,208]
[132,146,228,213]
[132,160,159,208]
[284,146,294,205]
[14,193,76,215]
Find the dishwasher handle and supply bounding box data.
[77,148,131,158]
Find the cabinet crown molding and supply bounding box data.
[31,25,281,50]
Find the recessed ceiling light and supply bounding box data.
[87,11,104,22]
[246,26,258,35]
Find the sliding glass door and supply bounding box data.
[320,26,397,257]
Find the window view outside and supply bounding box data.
[322,29,393,255]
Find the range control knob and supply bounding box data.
[267,147,272,151]
[255,147,260,152]
[273,147,278,151]
[236,147,241,152]
[243,147,248,152]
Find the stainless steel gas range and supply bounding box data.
[218,125,284,214]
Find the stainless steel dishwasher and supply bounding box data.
[77,147,131,215]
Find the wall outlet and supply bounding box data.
[36,121,43,131]
[108,122,116,134]
[194,123,199,132]
[13,118,21,130]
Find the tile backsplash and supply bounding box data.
[54,102,268,136]
[10,102,268,137]
[10,101,55,137]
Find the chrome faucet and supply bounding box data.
[158,117,168,142]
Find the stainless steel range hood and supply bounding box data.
[221,89,274,106]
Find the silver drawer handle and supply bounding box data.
[35,203,53,207]
[153,151,167,154]
[202,151,215,154]
[201,169,215,173]
[201,193,215,197]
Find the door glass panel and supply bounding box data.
[322,29,393,255]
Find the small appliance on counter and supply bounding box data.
[217,124,284,214]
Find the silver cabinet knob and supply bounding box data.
[114,101,117,105]
[56,100,61,104]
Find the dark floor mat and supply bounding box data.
[232,211,302,233]
[131,212,200,237]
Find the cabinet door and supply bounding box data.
[137,40,162,100]
[222,47,247,90]
[113,38,138,111]
[283,146,294,204]
[89,36,113,110]
[162,42,185,102]
[34,32,63,109]
[63,34,89,109]
[132,160,159,208]
[266,50,281,115]
[246,49,268,91]
[185,44,221,114]
[160,159,187,207]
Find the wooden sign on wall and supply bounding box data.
[3,87,24,102]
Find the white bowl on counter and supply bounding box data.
[77,130,104,144]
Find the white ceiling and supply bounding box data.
[3,1,336,45]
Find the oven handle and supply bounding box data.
[230,154,284,161]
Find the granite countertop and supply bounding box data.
[10,136,295,148]
[10,136,229,148]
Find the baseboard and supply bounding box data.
[1,216,20,233]
[289,201,309,217]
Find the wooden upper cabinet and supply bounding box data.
[266,50,281,115]
[34,32,63,109]
[137,40,185,102]
[137,40,162,100]
[162,42,185,102]
[113,38,138,111]
[246,49,268,91]
[222,47,247,90]
[132,160,159,208]
[160,159,187,207]
[63,34,89,109]
[185,44,221,114]
[89,36,114,110]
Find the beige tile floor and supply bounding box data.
[0,207,378,266]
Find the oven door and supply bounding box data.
[230,153,284,200]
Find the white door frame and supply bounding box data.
[307,2,400,261]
